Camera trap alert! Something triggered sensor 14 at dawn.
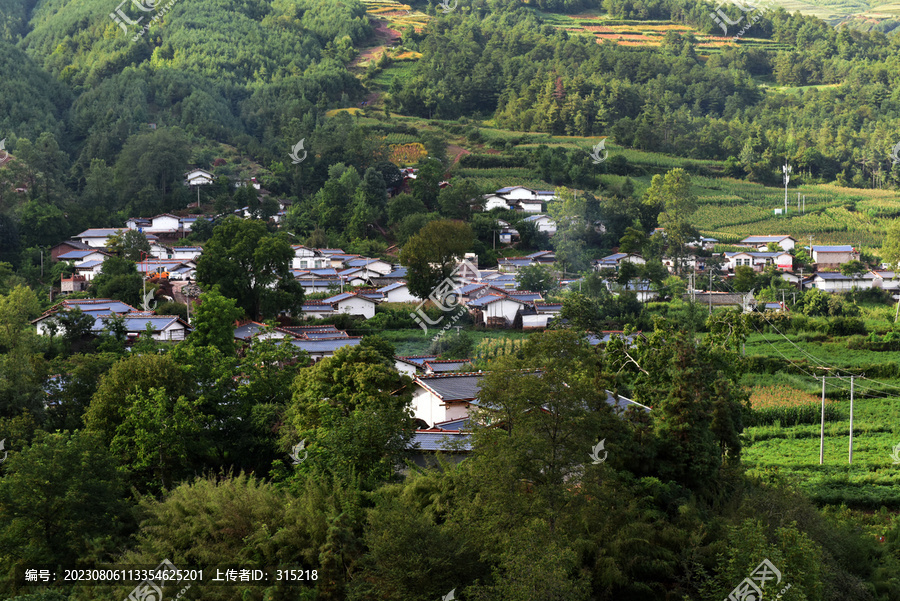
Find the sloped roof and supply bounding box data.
[410,429,472,452]
[378,282,408,293]
[414,373,483,402]
[76,228,123,238]
[741,235,795,243]
[58,250,100,260]
[290,337,363,354]
[812,245,854,252]
[424,359,473,373]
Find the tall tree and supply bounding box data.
[399,219,474,300]
[195,217,303,319]
[644,168,698,274]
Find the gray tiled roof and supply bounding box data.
[415,373,483,401]
[290,337,362,354]
[410,430,472,452]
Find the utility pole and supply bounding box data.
[783,163,792,215]
[797,192,800,213]
[819,374,842,465]
[849,375,855,464]
[709,267,713,315]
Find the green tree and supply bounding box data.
[399,220,474,300]
[282,344,415,488]
[517,263,557,294]
[644,168,697,274]
[0,431,129,578]
[195,217,303,319]
[186,288,243,355]
[107,229,151,262]
[90,256,143,306]
[547,187,589,273]
[111,387,207,491]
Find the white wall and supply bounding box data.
[335,297,376,319]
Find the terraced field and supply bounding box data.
[535,9,787,54]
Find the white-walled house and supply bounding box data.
[184,169,215,186]
[301,293,377,319]
[172,246,202,261]
[378,282,420,303]
[872,271,900,291]
[56,249,111,266]
[483,194,512,211]
[523,214,557,235]
[466,294,528,326]
[343,258,394,276]
[739,235,796,251]
[810,271,875,292]
[292,246,330,270]
[75,228,125,248]
[411,373,482,427]
[724,251,793,272]
[594,253,645,271]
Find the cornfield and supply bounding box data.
[746,385,842,426]
[388,143,427,166]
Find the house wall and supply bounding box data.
[484,196,511,211]
[80,236,111,248]
[335,297,376,319]
[385,287,419,303]
[394,361,419,376]
[153,323,187,341]
[173,249,201,261]
[814,251,853,267]
[503,188,535,201]
[519,201,543,213]
[149,215,180,232]
[813,278,869,292]
[480,300,522,325]
[411,388,444,426]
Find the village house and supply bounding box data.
[74,228,125,248]
[301,292,377,320]
[290,336,363,362]
[739,235,797,251]
[522,214,557,235]
[183,169,215,186]
[724,251,793,272]
[811,245,858,270]
[808,271,875,292]
[411,372,483,428]
[291,246,330,270]
[466,293,530,326]
[593,253,646,271]
[377,282,420,303]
